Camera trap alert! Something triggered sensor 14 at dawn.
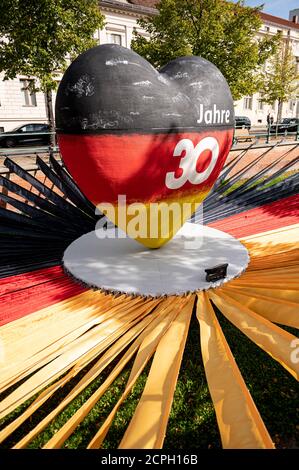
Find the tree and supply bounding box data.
[131,0,278,100]
[0,0,104,146]
[260,37,299,123]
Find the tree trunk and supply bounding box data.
[277,98,283,123]
[45,89,56,148]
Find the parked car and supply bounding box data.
[235,116,251,130]
[0,123,51,148]
[270,117,299,134]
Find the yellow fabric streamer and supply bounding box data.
[196,292,274,449]
[209,290,299,380]
[221,286,299,328]
[119,296,194,449]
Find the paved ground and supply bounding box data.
[227,142,299,178]
[0,149,59,173]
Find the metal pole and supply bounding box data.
[266,124,270,144]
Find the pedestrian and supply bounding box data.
[267,112,271,126]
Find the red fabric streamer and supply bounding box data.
[208,194,299,238]
[0,270,86,326]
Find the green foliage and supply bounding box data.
[260,37,299,121]
[131,0,278,100]
[0,0,105,92]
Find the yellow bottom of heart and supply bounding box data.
[97,192,209,249]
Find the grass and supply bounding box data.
[221,169,298,196]
[0,302,298,449]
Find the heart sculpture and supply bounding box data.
[56,44,234,248]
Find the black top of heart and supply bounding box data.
[55,44,234,134]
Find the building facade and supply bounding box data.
[1,0,299,132]
[234,10,299,127]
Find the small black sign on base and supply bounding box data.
[205,263,228,282]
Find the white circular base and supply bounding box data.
[63,223,249,297]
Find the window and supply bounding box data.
[257,98,264,111]
[257,93,265,111]
[289,99,296,111]
[19,124,35,132]
[110,33,122,45]
[106,24,126,47]
[33,124,48,131]
[277,29,283,35]
[20,79,37,106]
[243,96,253,110]
[265,26,270,33]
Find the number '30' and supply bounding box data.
[165,137,219,190]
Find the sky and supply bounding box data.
[231,0,299,19]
